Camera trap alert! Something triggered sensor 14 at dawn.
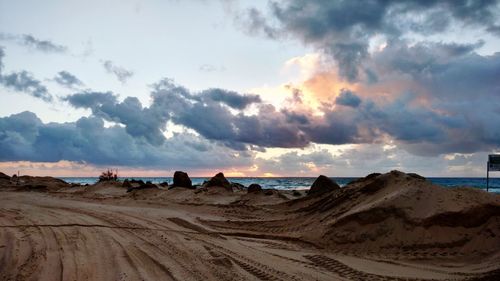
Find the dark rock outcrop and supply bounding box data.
[230,182,245,190]
[159,181,169,188]
[361,176,389,194]
[123,179,160,192]
[204,172,231,190]
[6,175,70,191]
[122,179,132,188]
[308,175,340,195]
[0,172,10,180]
[0,172,10,185]
[131,179,145,186]
[264,190,274,196]
[171,171,193,189]
[347,173,381,185]
[247,184,262,193]
[123,179,145,188]
[127,181,158,193]
[408,173,426,181]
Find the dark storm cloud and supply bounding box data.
[373,40,488,78]
[364,68,378,84]
[0,47,53,101]
[362,41,500,155]
[302,109,361,145]
[0,111,253,168]
[335,89,361,107]
[1,71,52,102]
[282,110,309,125]
[243,0,500,80]
[62,91,117,108]
[0,33,67,53]
[102,60,134,83]
[151,81,310,148]
[54,71,84,88]
[63,79,310,149]
[63,91,168,146]
[202,88,261,109]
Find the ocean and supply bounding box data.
[59,177,500,193]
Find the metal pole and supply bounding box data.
[486,161,489,192]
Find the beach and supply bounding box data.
[1,171,499,280]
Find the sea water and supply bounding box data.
[59,177,500,193]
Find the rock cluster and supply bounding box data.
[124,179,158,192]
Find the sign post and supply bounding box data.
[487,154,500,192]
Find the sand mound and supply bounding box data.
[291,171,500,262]
[80,181,127,197]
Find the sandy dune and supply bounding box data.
[1,171,499,281]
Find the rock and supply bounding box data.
[308,175,340,195]
[230,182,245,190]
[127,181,158,193]
[264,190,274,196]
[123,179,145,189]
[122,179,132,188]
[292,190,302,197]
[0,172,10,180]
[361,176,389,194]
[408,173,426,181]
[347,173,382,185]
[365,173,382,180]
[130,179,145,186]
[204,172,231,190]
[123,179,160,192]
[159,181,169,188]
[247,184,262,193]
[11,174,18,184]
[10,175,70,191]
[0,172,10,185]
[171,171,193,189]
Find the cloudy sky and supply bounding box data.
[1,0,500,177]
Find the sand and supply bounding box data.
[1,171,499,280]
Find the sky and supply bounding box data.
[1,0,500,177]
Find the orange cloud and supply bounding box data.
[302,71,358,103]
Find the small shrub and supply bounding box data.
[98,169,118,182]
